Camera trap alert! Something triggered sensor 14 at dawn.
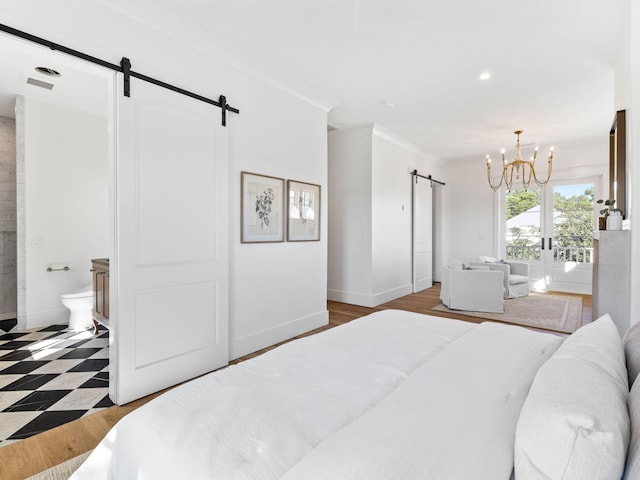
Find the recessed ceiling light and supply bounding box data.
[479,72,491,81]
[35,66,61,77]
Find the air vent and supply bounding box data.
[26,77,55,90]
[35,66,61,77]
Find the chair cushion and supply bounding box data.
[448,259,463,270]
[509,274,528,285]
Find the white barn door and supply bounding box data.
[412,176,433,293]
[111,75,229,404]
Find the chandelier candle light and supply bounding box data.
[486,130,553,191]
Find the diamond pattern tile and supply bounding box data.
[0,324,110,447]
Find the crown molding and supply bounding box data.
[372,123,443,164]
[328,123,375,142]
[329,122,445,165]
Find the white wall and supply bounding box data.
[372,133,412,299]
[228,77,329,358]
[627,0,640,327]
[0,1,329,356]
[371,126,445,299]
[328,125,373,305]
[442,158,496,264]
[23,98,109,329]
[444,135,609,265]
[328,123,444,307]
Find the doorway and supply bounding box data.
[502,179,597,294]
[0,32,112,331]
[0,32,114,444]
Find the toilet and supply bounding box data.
[61,285,94,331]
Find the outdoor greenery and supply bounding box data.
[506,189,541,221]
[506,186,594,262]
[505,187,541,260]
[553,187,594,250]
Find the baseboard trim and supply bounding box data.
[543,283,592,295]
[230,309,328,360]
[327,289,375,307]
[328,284,413,308]
[25,309,68,330]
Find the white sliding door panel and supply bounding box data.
[135,282,220,368]
[412,177,433,293]
[135,104,218,266]
[112,75,229,404]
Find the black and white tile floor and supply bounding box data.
[0,324,112,447]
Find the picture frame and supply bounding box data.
[287,180,321,241]
[241,171,285,243]
[609,110,626,218]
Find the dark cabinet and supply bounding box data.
[91,258,109,331]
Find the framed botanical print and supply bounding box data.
[287,180,321,241]
[241,171,285,243]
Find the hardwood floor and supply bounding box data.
[0,284,592,479]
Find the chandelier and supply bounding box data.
[485,130,554,191]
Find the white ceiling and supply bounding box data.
[0,1,628,161]
[108,0,628,161]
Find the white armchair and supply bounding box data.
[470,258,530,299]
[440,264,504,313]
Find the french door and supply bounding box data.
[503,179,596,294]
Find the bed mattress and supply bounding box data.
[71,310,562,480]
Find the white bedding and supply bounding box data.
[71,310,562,480]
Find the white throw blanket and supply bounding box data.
[71,310,561,480]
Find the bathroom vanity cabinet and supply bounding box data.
[91,258,109,332]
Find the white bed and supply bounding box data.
[71,309,639,480]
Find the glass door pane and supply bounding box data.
[505,188,541,261]
[551,184,594,264]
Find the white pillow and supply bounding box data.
[514,314,630,480]
[624,322,640,387]
[478,255,498,263]
[623,371,640,478]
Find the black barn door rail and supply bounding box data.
[0,23,239,126]
[411,170,445,186]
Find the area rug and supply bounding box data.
[431,293,583,334]
[26,450,91,480]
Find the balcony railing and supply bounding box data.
[552,246,593,263]
[506,245,540,261]
[506,245,593,263]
